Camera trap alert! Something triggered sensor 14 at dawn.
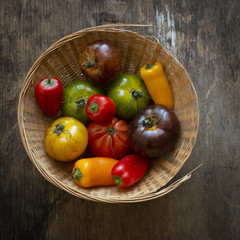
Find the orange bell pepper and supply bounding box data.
[72,157,118,188]
[140,62,174,109]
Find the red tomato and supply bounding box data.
[87,117,130,159]
[111,154,150,188]
[35,77,63,116]
[86,94,116,124]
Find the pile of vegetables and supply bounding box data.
[35,40,181,189]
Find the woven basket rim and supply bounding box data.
[18,24,199,203]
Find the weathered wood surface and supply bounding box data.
[0,0,239,239]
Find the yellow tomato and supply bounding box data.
[44,117,88,161]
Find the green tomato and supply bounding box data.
[107,73,151,120]
[61,79,104,124]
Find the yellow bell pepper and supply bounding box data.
[72,157,118,188]
[140,62,174,109]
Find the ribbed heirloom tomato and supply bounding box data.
[107,73,151,120]
[128,105,181,159]
[44,117,88,161]
[87,117,130,159]
[61,79,104,124]
[79,40,122,87]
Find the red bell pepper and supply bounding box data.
[111,154,151,188]
[35,77,63,116]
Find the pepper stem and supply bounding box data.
[145,63,155,69]
[112,176,123,186]
[73,168,83,182]
[43,77,55,87]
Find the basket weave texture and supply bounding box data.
[18,25,199,203]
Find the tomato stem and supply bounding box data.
[82,51,96,68]
[71,97,88,109]
[143,111,166,128]
[107,127,115,135]
[95,127,127,156]
[127,88,144,112]
[50,122,71,139]
[130,89,143,99]
[89,102,99,113]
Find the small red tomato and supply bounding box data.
[112,154,150,188]
[87,117,130,159]
[35,77,63,116]
[86,94,116,124]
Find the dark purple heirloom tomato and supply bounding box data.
[79,41,122,87]
[128,104,181,159]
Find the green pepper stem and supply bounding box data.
[43,77,55,87]
[145,63,155,69]
[113,176,123,186]
[73,168,83,182]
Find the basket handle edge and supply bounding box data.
[82,23,163,31]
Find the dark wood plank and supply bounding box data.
[1,0,239,239]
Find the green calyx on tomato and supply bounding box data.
[89,102,99,113]
[61,79,104,124]
[107,73,151,120]
[81,51,96,69]
[97,126,127,155]
[70,96,88,109]
[106,127,127,155]
[142,111,165,129]
[50,122,71,139]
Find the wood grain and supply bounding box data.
[0,0,239,239]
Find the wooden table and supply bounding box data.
[1,0,239,239]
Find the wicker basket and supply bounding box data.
[18,24,199,203]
